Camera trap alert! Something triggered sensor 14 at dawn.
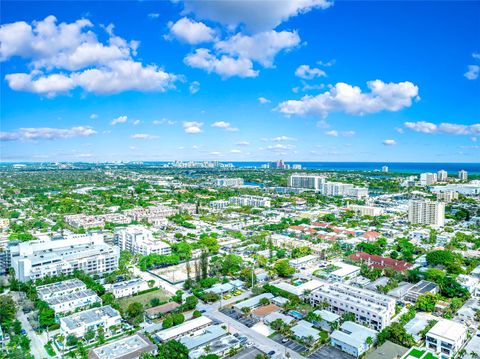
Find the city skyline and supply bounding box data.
[1,1,479,163]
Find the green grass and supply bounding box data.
[118,288,170,310]
[423,353,438,359]
[407,349,425,359]
[44,341,56,357]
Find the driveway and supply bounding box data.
[16,307,49,358]
[272,334,308,355]
[308,345,354,359]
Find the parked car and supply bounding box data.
[267,351,276,357]
[282,338,289,343]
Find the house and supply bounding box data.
[366,341,408,359]
[289,254,319,269]
[145,302,180,320]
[155,316,213,342]
[251,304,281,321]
[456,274,479,295]
[89,333,157,359]
[105,278,149,298]
[425,319,467,358]
[272,279,323,298]
[329,262,361,282]
[349,252,413,272]
[291,320,320,341]
[312,309,340,332]
[60,306,122,338]
[264,312,295,326]
[330,321,378,358]
[404,280,439,303]
[233,293,274,313]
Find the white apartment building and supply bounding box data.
[288,174,326,191]
[425,319,467,358]
[114,225,171,256]
[437,170,448,182]
[10,233,119,282]
[320,182,369,199]
[45,289,101,314]
[408,200,445,227]
[437,190,459,203]
[90,334,157,359]
[60,305,122,338]
[348,205,384,217]
[105,278,149,298]
[382,166,389,173]
[420,173,437,186]
[64,213,130,229]
[37,279,87,300]
[309,282,395,331]
[229,195,271,207]
[209,200,230,210]
[214,178,244,187]
[432,183,480,196]
[156,316,213,342]
[458,170,468,181]
[123,205,177,222]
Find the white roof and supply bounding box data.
[427,319,467,342]
[156,316,212,341]
[330,262,361,277]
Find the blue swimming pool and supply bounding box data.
[288,310,304,319]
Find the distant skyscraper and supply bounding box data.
[382,166,389,173]
[271,160,286,169]
[420,173,437,186]
[408,200,445,227]
[288,173,326,191]
[437,170,448,182]
[458,170,468,181]
[292,164,302,170]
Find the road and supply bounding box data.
[14,301,49,358]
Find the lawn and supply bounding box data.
[407,349,425,359]
[118,288,170,310]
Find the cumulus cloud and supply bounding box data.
[131,133,159,140]
[258,97,270,104]
[167,18,216,45]
[182,0,332,32]
[148,13,160,19]
[325,130,355,137]
[153,118,176,125]
[277,80,419,118]
[404,121,480,135]
[236,141,250,146]
[1,16,178,96]
[464,65,479,80]
[111,115,128,125]
[184,48,258,78]
[295,64,326,79]
[211,121,239,131]
[230,149,242,153]
[266,143,296,151]
[189,81,200,94]
[0,126,96,141]
[90,113,98,119]
[183,121,203,133]
[215,30,300,68]
[272,135,296,141]
[325,130,338,137]
[383,139,397,146]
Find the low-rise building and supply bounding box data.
[329,262,361,282]
[349,252,413,272]
[229,195,271,208]
[60,305,122,338]
[425,319,467,358]
[37,279,87,300]
[291,320,320,341]
[105,278,150,298]
[145,302,180,320]
[209,200,230,210]
[404,280,439,303]
[348,205,385,217]
[156,316,213,342]
[312,309,341,332]
[89,333,157,359]
[331,321,378,358]
[273,280,323,299]
[114,225,171,256]
[289,254,319,269]
[45,289,101,314]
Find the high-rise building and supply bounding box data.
[408,200,445,227]
[437,170,448,182]
[288,173,326,191]
[458,170,468,181]
[420,173,437,186]
[114,225,171,256]
[382,166,389,173]
[292,164,302,170]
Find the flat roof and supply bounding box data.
[37,278,86,298]
[89,333,156,359]
[233,293,274,311]
[61,305,120,331]
[366,341,408,359]
[156,316,212,342]
[427,320,467,342]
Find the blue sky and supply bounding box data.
[1,0,479,163]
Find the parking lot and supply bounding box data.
[231,347,264,359]
[221,308,257,328]
[308,345,354,359]
[271,334,307,355]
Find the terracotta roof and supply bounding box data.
[251,304,281,318]
[349,252,413,271]
[289,226,304,231]
[145,301,180,316]
[363,231,381,239]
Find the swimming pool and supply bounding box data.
[288,310,304,319]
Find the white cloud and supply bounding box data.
[153,118,176,125]
[131,133,159,140]
[295,64,326,79]
[215,30,300,68]
[277,80,419,118]
[266,143,295,151]
[132,119,141,125]
[148,13,160,19]
[90,113,98,119]
[209,151,222,156]
[383,139,397,146]
[184,48,257,78]
[182,0,332,32]
[325,130,338,137]
[111,115,128,125]
[189,81,200,94]
[211,121,238,132]
[1,16,178,96]
[0,126,96,141]
[230,149,242,153]
[272,135,296,141]
[404,121,480,135]
[167,17,216,44]
[183,121,203,133]
[473,52,480,60]
[236,141,250,146]
[317,59,335,67]
[258,97,270,104]
[464,65,479,80]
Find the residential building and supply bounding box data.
[349,252,413,272]
[145,302,180,320]
[458,170,468,181]
[155,316,212,342]
[44,288,100,314]
[289,254,319,268]
[408,200,445,227]
[0,219,9,230]
[382,166,389,173]
[404,280,439,303]
[264,312,295,326]
[251,304,281,321]
[209,200,230,210]
[114,225,171,256]
[273,280,323,298]
[214,178,244,187]
[291,320,320,341]
[309,282,395,330]
[64,213,130,229]
[437,170,448,182]
[186,326,240,359]
[10,233,119,282]
[420,173,437,186]
[431,183,480,196]
[288,173,326,191]
[229,195,271,207]
[37,279,87,300]
[348,205,385,217]
[89,333,157,359]
[312,309,341,332]
[105,278,150,298]
[366,341,408,359]
[425,319,467,358]
[233,293,274,313]
[329,262,361,282]
[60,305,122,338]
[331,321,378,358]
[436,190,458,203]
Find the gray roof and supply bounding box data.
[61,305,120,330]
[89,333,156,359]
[366,341,409,359]
[180,324,227,350]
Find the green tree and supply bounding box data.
[157,340,189,359]
[126,302,144,324]
[274,259,295,277]
[415,293,438,312]
[0,295,16,330]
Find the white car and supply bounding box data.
[246,341,253,348]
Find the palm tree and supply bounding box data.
[366,336,373,347]
[241,307,251,317]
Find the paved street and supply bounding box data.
[16,304,49,358]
